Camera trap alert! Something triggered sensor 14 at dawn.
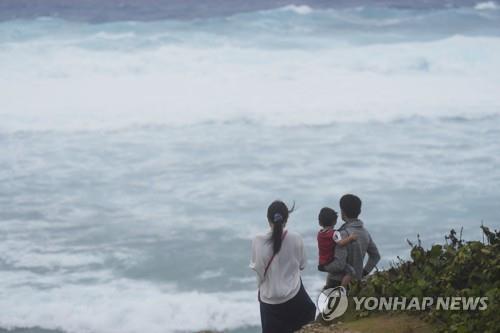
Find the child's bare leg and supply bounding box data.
[322,261,356,286]
[341,274,352,287]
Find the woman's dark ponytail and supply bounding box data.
[267,201,295,254]
[270,213,284,254]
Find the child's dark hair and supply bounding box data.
[339,194,362,219]
[318,207,338,227]
[267,200,295,254]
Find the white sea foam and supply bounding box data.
[1,32,499,132]
[0,237,138,275]
[198,268,224,280]
[281,5,314,15]
[94,31,137,40]
[0,279,260,333]
[475,1,498,10]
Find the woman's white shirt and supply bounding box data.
[249,229,307,304]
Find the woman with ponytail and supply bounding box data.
[250,201,316,333]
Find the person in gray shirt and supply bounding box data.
[325,194,381,288]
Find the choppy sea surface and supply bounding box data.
[1,1,499,332]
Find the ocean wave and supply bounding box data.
[0,279,260,333]
[93,31,137,40]
[0,5,499,130]
[1,0,499,22]
[279,4,314,15]
[1,30,499,131]
[475,1,499,10]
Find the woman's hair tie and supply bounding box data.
[273,213,284,224]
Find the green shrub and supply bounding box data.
[350,225,500,333]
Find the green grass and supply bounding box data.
[341,313,437,333]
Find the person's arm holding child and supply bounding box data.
[335,232,357,247]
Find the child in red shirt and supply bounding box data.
[317,207,357,286]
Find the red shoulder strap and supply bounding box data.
[263,230,288,278]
